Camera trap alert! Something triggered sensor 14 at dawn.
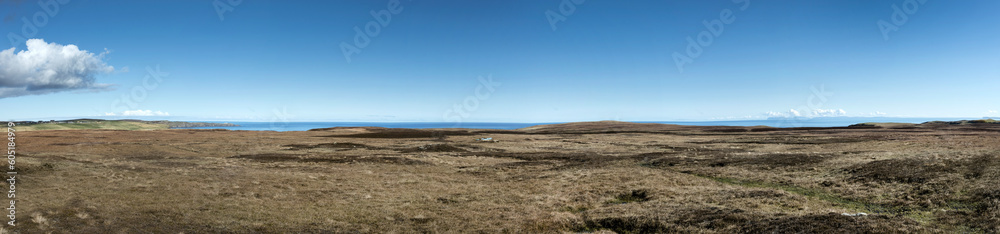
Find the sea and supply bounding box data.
[173,117,976,132]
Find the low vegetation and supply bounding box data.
[8,121,169,131]
[4,119,236,132]
[8,121,1000,232]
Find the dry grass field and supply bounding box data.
[6,121,1000,233]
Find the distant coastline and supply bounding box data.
[173,117,995,132]
[6,117,996,132]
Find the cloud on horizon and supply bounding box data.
[766,108,847,118]
[812,108,847,117]
[0,39,116,98]
[105,110,170,116]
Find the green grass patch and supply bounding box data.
[970,119,997,124]
[607,189,651,204]
[700,175,890,212]
[9,121,169,131]
[561,206,590,213]
[689,173,941,219]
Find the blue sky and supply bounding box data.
[1,0,998,122]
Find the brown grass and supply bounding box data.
[7,121,1000,232]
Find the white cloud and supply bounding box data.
[788,109,801,117]
[812,108,846,117]
[765,111,786,117]
[0,39,116,98]
[989,110,998,114]
[766,108,847,118]
[105,110,170,116]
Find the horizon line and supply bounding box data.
[6,116,996,124]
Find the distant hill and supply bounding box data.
[4,119,237,132]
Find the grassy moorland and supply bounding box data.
[4,120,237,132]
[5,120,1000,233]
[6,121,169,131]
